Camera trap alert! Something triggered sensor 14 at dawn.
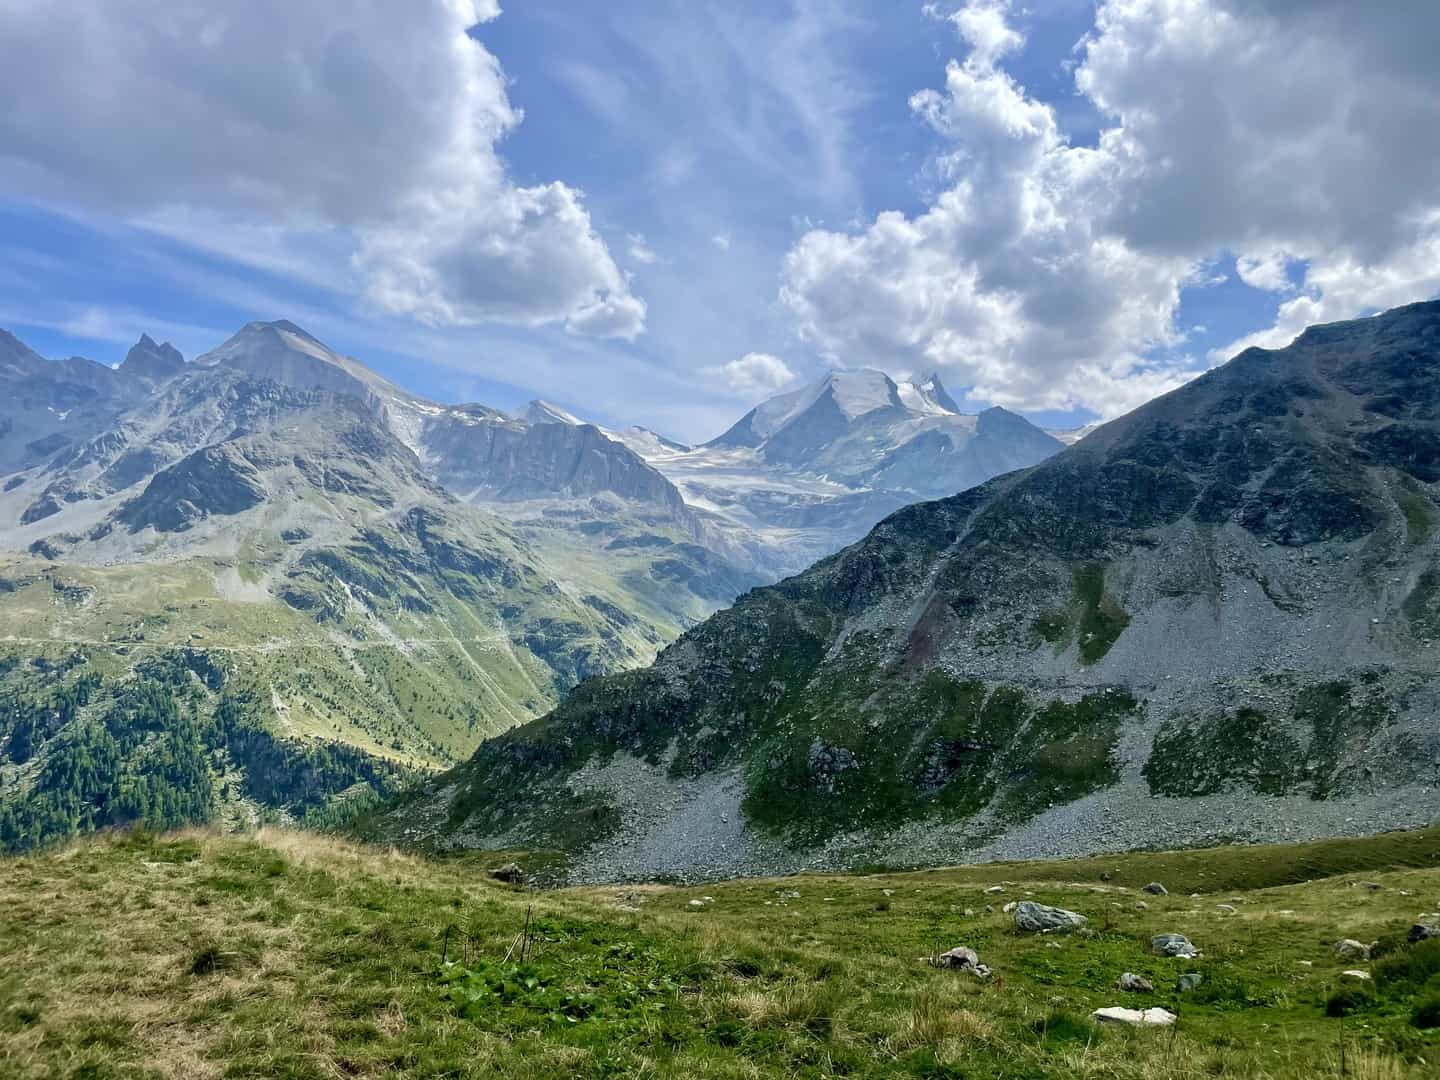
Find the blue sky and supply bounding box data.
[2,1,1437,442]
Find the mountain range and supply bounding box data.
[0,318,1059,849]
[366,300,1440,881]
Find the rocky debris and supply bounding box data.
[1333,939,1371,961]
[1117,973,1154,993]
[1409,923,1440,943]
[1143,882,1168,896]
[490,862,527,884]
[1151,933,1199,958]
[1176,973,1203,991]
[1014,901,1088,933]
[806,737,859,793]
[928,946,992,978]
[1091,1007,1176,1027]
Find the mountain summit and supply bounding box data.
[375,300,1440,881]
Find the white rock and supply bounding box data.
[1091,1007,1177,1027]
[1341,970,1372,981]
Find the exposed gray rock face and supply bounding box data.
[1014,901,1088,933]
[421,410,687,515]
[118,334,185,385]
[119,443,268,532]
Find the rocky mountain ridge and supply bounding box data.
[368,300,1440,881]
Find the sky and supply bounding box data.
[1,0,1438,443]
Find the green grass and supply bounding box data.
[4,826,1440,1078]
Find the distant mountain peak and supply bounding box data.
[898,371,960,415]
[119,333,185,383]
[524,399,585,427]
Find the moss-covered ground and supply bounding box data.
[4,826,1440,1077]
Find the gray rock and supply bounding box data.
[1014,901,1088,933]
[490,862,527,884]
[1143,882,1168,896]
[1151,933,1198,958]
[1409,923,1440,943]
[1176,972,1203,992]
[930,946,991,978]
[1333,939,1371,961]
[1134,901,1149,911]
[1117,972,1154,993]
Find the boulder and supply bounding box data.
[1143,882,1168,896]
[1409,923,1440,943]
[1176,973,1203,992]
[1091,1007,1177,1027]
[1117,972,1154,993]
[929,946,992,979]
[1014,901,1088,933]
[1333,939,1371,961]
[490,862,527,884]
[1151,933,1198,958]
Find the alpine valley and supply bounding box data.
[366,300,1440,882]
[0,319,1060,850]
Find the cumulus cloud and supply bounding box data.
[706,352,798,397]
[0,0,644,339]
[781,0,1440,416]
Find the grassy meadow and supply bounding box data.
[3,827,1440,1077]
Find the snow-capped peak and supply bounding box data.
[897,372,960,416]
[523,399,585,427]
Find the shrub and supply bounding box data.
[1411,993,1440,1030]
[1325,982,1377,1017]
[1374,938,1440,992]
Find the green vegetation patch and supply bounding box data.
[1145,681,1394,800]
[1030,563,1131,663]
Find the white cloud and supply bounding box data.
[628,234,659,265]
[713,233,733,252]
[705,352,798,397]
[1234,251,1295,294]
[780,0,1440,417]
[0,0,644,340]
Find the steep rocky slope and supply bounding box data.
[373,301,1440,880]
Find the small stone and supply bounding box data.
[1091,1007,1177,1027]
[1134,900,1149,911]
[1003,901,1018,914]
[490,862,527,884]
[1151,933,1199,958]
[1117,972,1154,993]
[1341,970,1372,981]
[1334,939,1371,961]
[1298,960,1313,968]
[1143,882,1168,896]
[1176,973,1203,991]
[688,899,705,908]
[1215,904,1237,915]
[985,885,1005,894]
